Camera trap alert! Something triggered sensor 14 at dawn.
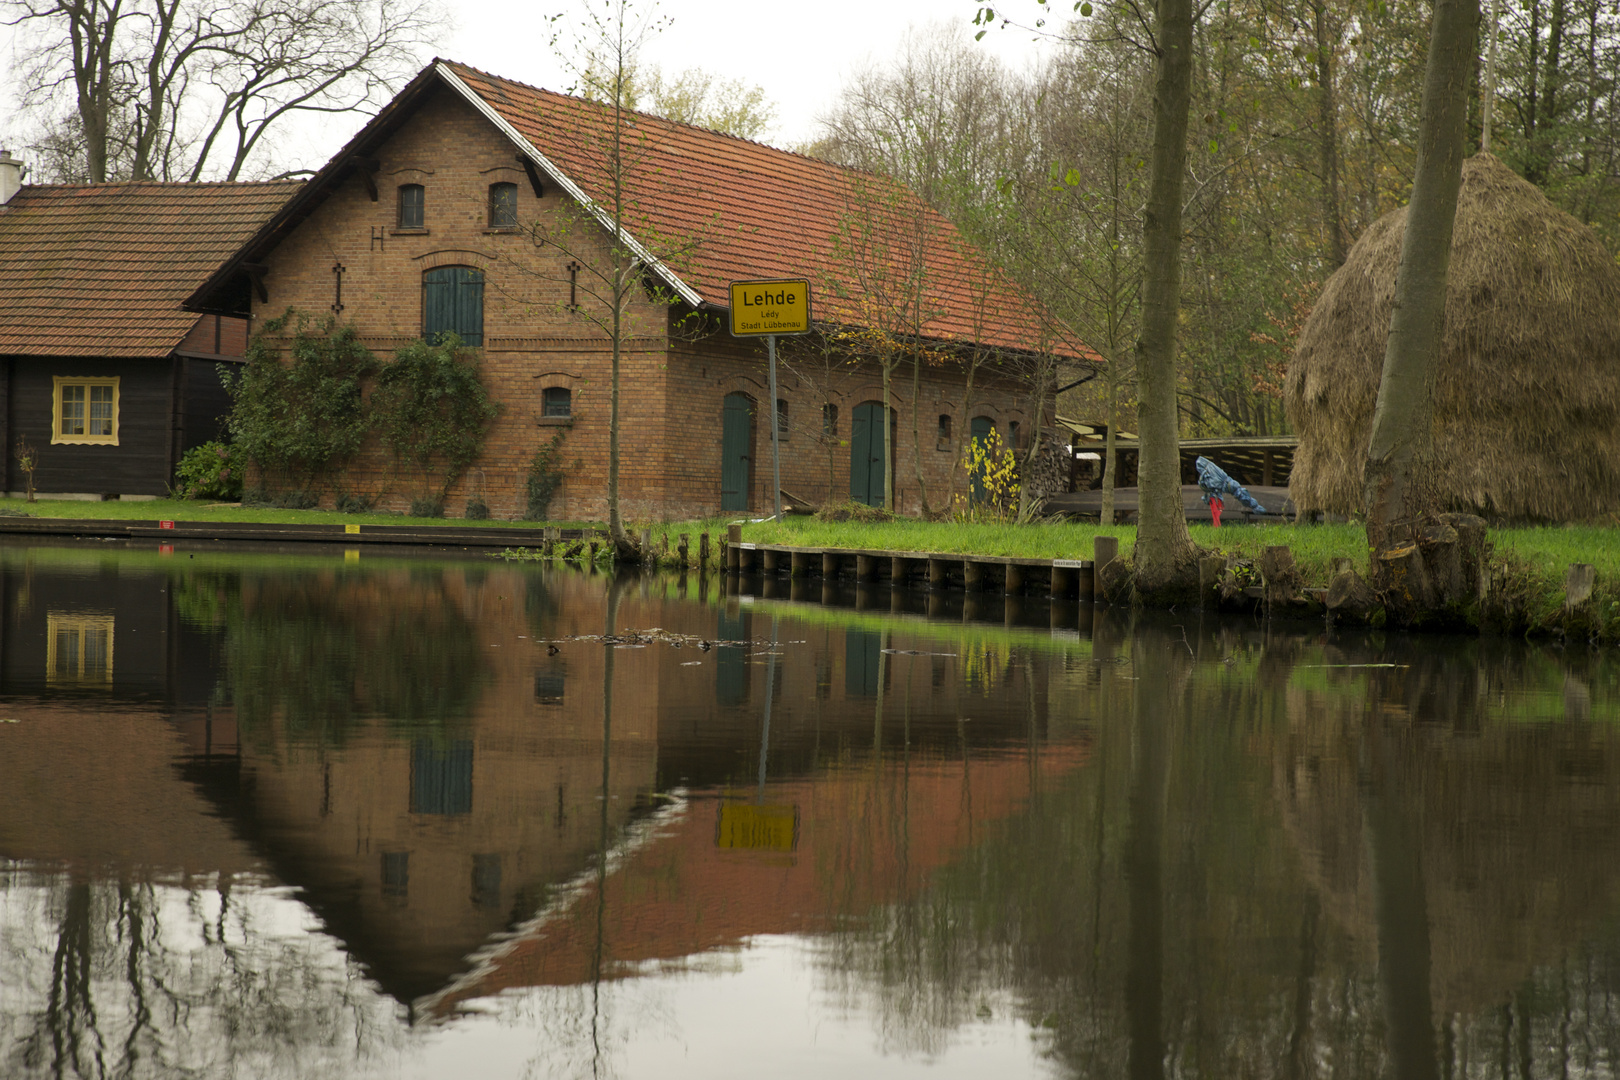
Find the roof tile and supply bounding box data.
[0,181,302,357]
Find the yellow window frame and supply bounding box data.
[45,611,115,685]
[52,376,120,445]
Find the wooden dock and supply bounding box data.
[722,540,1099,600]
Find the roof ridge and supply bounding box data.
[435,57,887,179]
[14,179,304,194]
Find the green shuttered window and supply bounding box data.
[422,266,484,347]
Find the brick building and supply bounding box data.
[188,60,1071,520]
[0,164,300,498]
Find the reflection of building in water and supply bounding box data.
[45,611,114,684]
[1,553,1092,1013]
[420,741,1089,1019]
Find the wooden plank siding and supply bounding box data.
[6,357,179,496]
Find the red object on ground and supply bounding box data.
[1210,496,1224,527]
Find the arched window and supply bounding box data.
[398,183,424,229]
[936,414,952,451]
[541,386,571,418]
[422,266,484,346]
[488,182,518,229]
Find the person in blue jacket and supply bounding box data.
[1195,455,1267,526]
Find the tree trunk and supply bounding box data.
[1363,0,1480,565]
[1133,0,1197,596]
[910,352,933,517]
[882,359,894,511]
[1313,1,1347,267]
[1101,361,1118,526]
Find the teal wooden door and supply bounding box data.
[721,393,753,511]
[422,266,484,346]
[968,416,995,505]
[849,401,888,506]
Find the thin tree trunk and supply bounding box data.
[1314,1,1347,267]
[1363,0,1480,560]
[910,352,933,517]
[882,359,894,511]
[1133,0,1197,595]
[1482,0,1500,152]
[1101,353,1120,526]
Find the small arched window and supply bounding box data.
[488,182,518,229]
[936,414,952,451]
[422,266,484,347]
[541,386,572,418]
[398,183,425,229]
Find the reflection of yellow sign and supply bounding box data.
[728,278,810,337]
[716,803,798,851]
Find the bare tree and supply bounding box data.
[4,0,441,182]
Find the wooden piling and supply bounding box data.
[1199,555,1225,608]
[791,551,811,577]
[822,551,841,579]
[963,559,985,591]
[1004,563,1025,595]
[678,533,690,569]
[891,556,909,584]
[762,548,780,574]
[699,532,710,571]
[1093,535,1119,574]
[856,554,878,581]
[1566,563,1597,610]
[928,557,948,589]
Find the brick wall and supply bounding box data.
[251,84,1042,521]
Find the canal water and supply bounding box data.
[1,542,1618,1079]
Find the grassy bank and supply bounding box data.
[0,496,590,530]
[718,516,1619,641]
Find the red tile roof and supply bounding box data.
[0,181,301,358]
[439,61,1064,355]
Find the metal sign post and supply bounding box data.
[765,334,783,521]
[728,278,811,522]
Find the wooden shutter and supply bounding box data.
[423,267,484,346]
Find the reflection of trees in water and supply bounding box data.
[815,618,1620,1078]
[220,569,489,748]
[0,871,402,1079]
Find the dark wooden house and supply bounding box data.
[0,171,300,498]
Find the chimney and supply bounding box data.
[0,151,24,205]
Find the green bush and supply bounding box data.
[174,441,243,500]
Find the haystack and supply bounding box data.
[1284,153,1620,521]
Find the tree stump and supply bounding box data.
[1259,545,1305,608]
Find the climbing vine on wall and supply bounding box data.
[225,311,375,502]
[226,313,498,508]
[371,334,499,511]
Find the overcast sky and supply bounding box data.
[0,0,1059,173]
[443,0,1057,148]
